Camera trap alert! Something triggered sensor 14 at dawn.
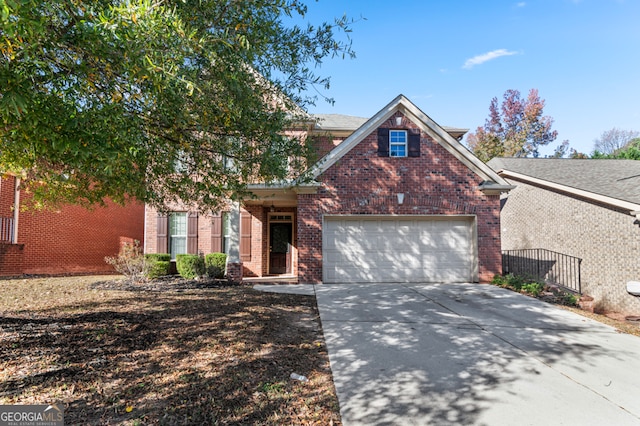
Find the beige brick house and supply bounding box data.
[488,158,640,315]
[144,95,513,283]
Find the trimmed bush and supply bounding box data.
[144,253,171,279]
[145,253,171,262]
[176,254,205,279]
[205,252,227,279]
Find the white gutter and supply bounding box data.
[500,170,640,213]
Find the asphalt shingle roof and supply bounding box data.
[311,114,369,131]
[487,158,640,206]
[311,113,468,137]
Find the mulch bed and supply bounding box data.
[0,276,341,425]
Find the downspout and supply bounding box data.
[12,177,20,244]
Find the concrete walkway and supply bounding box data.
[313,283,640,426]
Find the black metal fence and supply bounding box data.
[502,248,582,294]
[0,216,13,243]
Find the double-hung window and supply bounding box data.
[389,130,407,157]
[169,212,187,260]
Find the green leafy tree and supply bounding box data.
[467,89,558,162]
[592,138,640,160]
[0,0,355,210]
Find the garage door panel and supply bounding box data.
[323,217,475,283]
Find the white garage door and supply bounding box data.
[323,216,476,283]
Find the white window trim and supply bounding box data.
[389,130,407,157]
[169,212,188,260]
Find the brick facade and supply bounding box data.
[0,243,24,275]
[143,99,505,284]
[145,204,297,279]
[500,178,640,315]
[0,176,144,276]
[297,113,502,283]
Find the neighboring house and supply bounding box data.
[488,158,640,315]
[144,95,512,283]
[0,174,145,276]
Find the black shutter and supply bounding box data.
[377,128,389,157]
[408,130,421,157]
[157,214,168,253]
[187,212,198,254]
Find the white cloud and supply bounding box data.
[516,2,526,7]
[462,49,519,69]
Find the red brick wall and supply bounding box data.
[0,176,15,218]
[311,135,349,160]
[297,113,502,283]
[0,243,24,275]
[0,176,145,276]
[17,197,144,275]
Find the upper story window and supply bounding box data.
[377,128,421,158]
[389,130,407,157]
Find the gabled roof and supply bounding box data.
[309,94,512,191]
[488,157,640,212]
[311,114,369,132]
[311,113,469,140]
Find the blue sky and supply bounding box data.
[301,0,640,156]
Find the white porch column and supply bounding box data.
[225,201,243,282]
[12,177,20,244]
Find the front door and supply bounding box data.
[269,222,292,274]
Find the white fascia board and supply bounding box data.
[501,170,640,213]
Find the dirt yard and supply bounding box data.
[0,276,341,425]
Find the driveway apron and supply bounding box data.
[314,283,640,426]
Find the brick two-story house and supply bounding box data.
[144,95,513,283]
[0,174,144,276]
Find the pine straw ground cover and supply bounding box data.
[0,276,341,425]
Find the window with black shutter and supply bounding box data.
[389,130,407,157]
[377,127,420,158]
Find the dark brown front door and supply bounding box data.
[269,222,292,274]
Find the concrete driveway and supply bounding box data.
[313,283,640,426]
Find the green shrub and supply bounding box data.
[491,274,508,287]
[143,254,171,279]
[205,252,227,279]
[493,273,579,306]
[145,253,171,262]
[492,273,526,290]
[176,254,205,279]
[147,260,171,279]
[521,281,544,297]
[492,273,542,294]
[558,291,578,306]
[505,274,526,291]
